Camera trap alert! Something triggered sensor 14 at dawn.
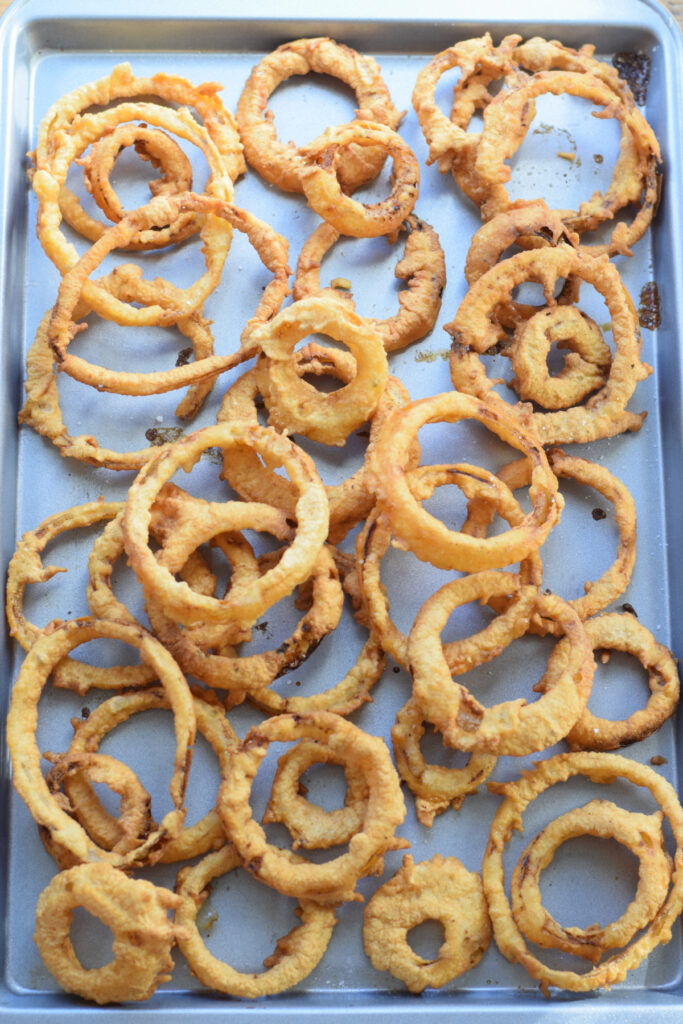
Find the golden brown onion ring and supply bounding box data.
[299,121,419,239]
[174,844,337,996]
[293,214,446,353]
[447,247,652,444]
[7,617,195,867]
[409,575,594,757]
[366,391,561,572]
[122,422,329,628]
[34,862,183,1004]
[483,752,683,994]
[566,613,680,751]
[236,37,403,194]
[363,854,491,992]
[253,296,388,447]
[217,711,407,904]
[263,739,370,850]
[391,699,497,827]
[511,800,673,963]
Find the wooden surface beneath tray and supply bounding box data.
[0,0,681,27]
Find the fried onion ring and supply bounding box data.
[409,576,594,756]
[122,422,329,628]
[263,739,370,850]
[566,613,680,751]
[253,296,388,447]
[483,752,683,994]
[7,618,195,867]
[174,844,337,996]
[511,800,673,963]
[217,711,407,903]
[366,391,562,572]
[391,699,497,827]
[362,854,491,992]
[447,247,651,444]
[236,37,403,194]
[293,214,446,353]
[34,862,182,1004]
[299,121,420,239]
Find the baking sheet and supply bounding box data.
[1,0,683,1019]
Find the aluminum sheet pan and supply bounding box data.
[1,0,683,1020]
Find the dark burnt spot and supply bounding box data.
[248,856,263,873]
[392,666,400,673]
[276,641,291,655]
[651,755,668,766]
[355,428,371,439]
[621,602,638,618]
[292,713,303,725]
[591,507,607,521]
[363,520,377,561]
[145,425,184,447]
[638,281,661,330]
[518,853,531,880]
[535,226,554,241]
[176,347,193,367]
[301,622,312,633]
[612,52,651,105]
[81,707,90,719]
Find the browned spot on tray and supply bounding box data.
[638,281,661,330]
[613,52,651,106]
[145,425,184,446]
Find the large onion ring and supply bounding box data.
[6,617,195,868]
[217,711,407,904]
[483,752,683,994]
[174,844,337,996]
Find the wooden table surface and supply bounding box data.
[0,0,681,25]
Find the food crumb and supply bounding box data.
[621,602,638,618]
[557,151,575,162]
[593,153,604,164]
[651,755,668,766]
[592,507,607,521]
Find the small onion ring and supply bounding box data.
[299,121,420,239]
[174,844,338,996]
[34,862,182,1004]
[293,214,446,353]
[263,739,370,850]
[391,698,497,827]
[6,617,195,868]
[362,854,491,992]
[253,295,389,447]
[365,390,562,573]
[54,687,238,866]
[511,800,673,963]
[566,613,680,751]
[217,711,407,904]
[483,752,683,994]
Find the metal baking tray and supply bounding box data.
[1,0,683,1019]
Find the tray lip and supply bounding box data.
[1,0,683,1020]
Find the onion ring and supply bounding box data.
[217,711,407,903]
[6,617,195,867]
[236,37,403,194]
[566,613,680,751]
[293,214,446,353]
[511,799,673,963]
[483,752,683,994]
[391,699,497,827]
[263,739,370,850]
[253,295,388,447]
[174,844,337,996]
[366,390,562,572]
[122,421,329,628]
[34,862,182,1004]
[409,575,594,756]
[53,687,237,866]
[299,121,420,239]
[447,247,652,444]
[362,854,491,992]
